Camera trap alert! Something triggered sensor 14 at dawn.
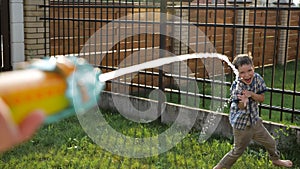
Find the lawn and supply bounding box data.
[260,60,300,126]
[1,111,299,168]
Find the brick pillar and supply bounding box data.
[274,1,292,65]
[229,0,252,55]
[23,0,49,59]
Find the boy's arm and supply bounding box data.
[243,90,265,103]
[237,94,248,109]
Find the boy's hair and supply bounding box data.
[232,52,253,69]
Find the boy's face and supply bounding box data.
[238,64,254,85]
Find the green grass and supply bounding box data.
[1,112,299,169]
[260,61,300,126]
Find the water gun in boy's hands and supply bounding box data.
[0,56,105,124]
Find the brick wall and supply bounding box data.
[23,0,49,59]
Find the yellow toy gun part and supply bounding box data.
[0,57,75,124]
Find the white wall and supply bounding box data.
[10,0,25,68]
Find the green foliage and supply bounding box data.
[1,112,299,168]
[273,127,300,166]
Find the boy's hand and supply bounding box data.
[237,93,249,108]
[242,90,253,98]
[242,90,265,103]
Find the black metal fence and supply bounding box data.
[42,0,300,125]
[0,0,12,72]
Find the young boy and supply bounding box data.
[213,54,293,169]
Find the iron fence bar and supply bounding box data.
[221,0,228,110]
[1,0,3,69]
[242,3,246,53]
[178,0,183,104]
[150,0,155,90]
[82,0,87,59]
[291,16,300,123]
[261,0,270,118]
[0,33,1,71]
[111,0,116,89]
[268,3,280,120]
[187,0,195,107]
[279,2,292,121]
[194,1,200,109]
[142,0,148,97]
[123,0,127,89]
[230,0,237,80]
[159,0,167,116]
[67,0,70,54]
[41,4,300,11]
[114,0,120,94]
[58,0,62,56]
[254,0,264,117]
[260,104,300,115]
[107,1,114,89]
[202,0,209,108]
[130,1,134,95]
[173,5,300,10]
[52,0,56,56]
[137,0,141,97]
[104,2,109,74]
[0,0,12,71]
[87,0,91,61]
[43,0,47,56]
[251,0,257,59]
[77,1,80,57]
[92,0,97,65]
[273,6,287,121]
[40,17,300,30]
[222,0,228,56]
[72,0,75,54]
[211,0,217,111]
[260,0,268,74]
[192,23,300,30]
[275,2,281,120]
[48,0,50,56]
[186,2,191,106]
[268,88,300,96]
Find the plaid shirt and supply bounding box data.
[229,73,267,130]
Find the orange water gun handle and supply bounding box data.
[0,57,75,124]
